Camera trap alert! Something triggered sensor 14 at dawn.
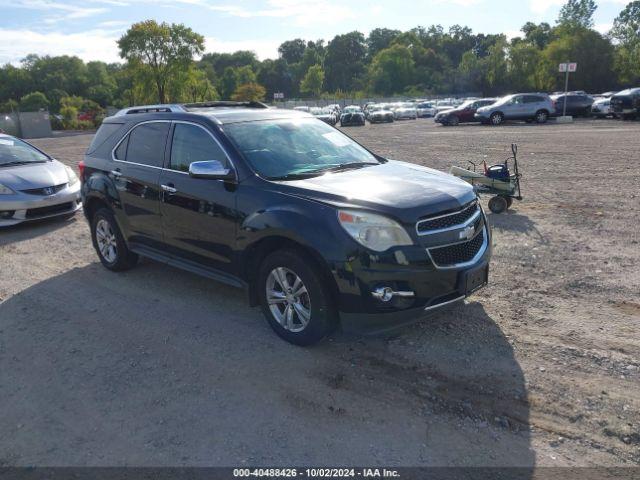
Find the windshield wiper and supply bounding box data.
[313,162,379,174]
[0,160,47,167]
[268,162,379,181]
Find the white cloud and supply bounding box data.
[205,0,354,26]
[0,0,107,19]
[204,37,281,60]
[528,0,564,15]
[0,28,121,65]
[594,23,612,34]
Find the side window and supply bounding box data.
[114,134,128,160]
[126,122,170,167]
[170,123,228,172]
[512,96,524,105]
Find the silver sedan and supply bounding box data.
[0,134,81,227]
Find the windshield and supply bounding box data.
[0,137,49,166]
[224,118,379,180]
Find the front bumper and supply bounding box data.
[334,219,492,334]
[0,183,82,227]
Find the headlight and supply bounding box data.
[0,183,15,195]
[338,210,413,252]
[65,165,79,186]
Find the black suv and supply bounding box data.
[551,93,594,117]
[81,102,491,345]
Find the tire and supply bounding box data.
[505,196,513,208]
[91,208,138,271]
[488,196,508,214]
[490,112,504,126]
[449,115,460,126]
[535,110,548,124]
[258,250,338,346]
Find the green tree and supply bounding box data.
[508,42,541,92]
[278,39,307,64]
[610,1,640,84]
[324,31,367,92]
[19,91,49,111]
[231,82,266,102]
[118,20,205,103]
[557,0,597,29]
[366,28,401,59]
[300,65,325,97]
[542,27,614,92]
[220,67,239,100]
[368,44,415,95]
[520,22,553,49]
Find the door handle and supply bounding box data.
[161,184,177,194]
[110,169,122,177]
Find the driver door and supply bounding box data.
[158,121,238,275]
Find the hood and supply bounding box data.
[371,110,393,116]
[271,160,476,224]
[0,159,68,190]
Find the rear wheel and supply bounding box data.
[535,110,548,124]
[490,112,504,126]
[259,250,337,346]
[91,208,138,271]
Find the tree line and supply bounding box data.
[1,0,639,120]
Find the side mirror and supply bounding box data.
[189,160,235,181]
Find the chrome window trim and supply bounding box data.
[111,120,171,169]
[416,200,479,236]
[110,119,237,179]
[166,120,237,177]
[426,226,488,270]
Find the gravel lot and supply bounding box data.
[1,119,639,468]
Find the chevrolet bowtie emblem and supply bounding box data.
[459,224,475,241]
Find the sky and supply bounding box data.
[0,0,631,65]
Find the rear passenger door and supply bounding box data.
[112,121,170,249]
[158,121,238,275]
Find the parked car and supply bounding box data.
[591,97,614,118]
[610,88,640,120]
[551,93,594,117]
[416,102,437,118]
[293,106,310,112]
[367,106,395,124]
[312,107,337,126]
[340,106,366,126]
[434,98,496,126]
[393,103,418,120]
[0,133,81,226]
[475,93,553,125]
[81,101,491,345]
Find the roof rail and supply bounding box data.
[114,104,186,116]
[113,101,270,117]
[183,101,269,110]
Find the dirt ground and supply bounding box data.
[0,119,638,469]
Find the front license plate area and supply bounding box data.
[462,264,488,295]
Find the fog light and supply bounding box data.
[372,287,415,302]
[0,210,15,219]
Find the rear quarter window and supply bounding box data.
[125,122,170,167]
[87,123,123,154]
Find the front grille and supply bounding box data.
[417,201,478,234]
[429,228,485,267]
[21,183,67,196]
[26,202,73,218]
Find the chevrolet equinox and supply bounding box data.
[81,102,491,345]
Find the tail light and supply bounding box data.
[78,160,85,181]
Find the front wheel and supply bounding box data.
[259,250,337,346]
[490,112,504,125]
[449,115,460,126]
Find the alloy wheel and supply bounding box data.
[95,218,118,263]
[266,267,311,333]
